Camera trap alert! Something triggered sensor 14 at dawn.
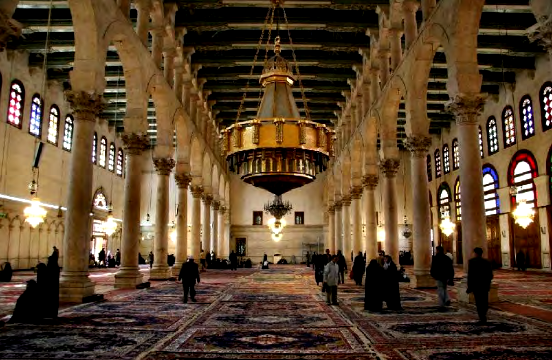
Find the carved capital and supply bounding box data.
[445,94,486,126]
[363,174,379,190]
[334,200,343,210]
[64,91,105,121]
[122,133,149,155]
[175,173,192,188]
[380,159,400,177]
[202,193,213,205]
[528,16,552,52]
[219,205,226,215]
[153,158,176,175]
[327,205,335,214]
[0,12,21,52]
[350,186,363,199]
[341,195,352,206]
[190,185,204,198]
[213,201,220,211]
[404,135,432,158]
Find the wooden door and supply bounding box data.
[486,215,501,268]
[511,215,541,269]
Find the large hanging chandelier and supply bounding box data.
[512,199,534,229]
[220,1,333,197]
[439,214,456,237]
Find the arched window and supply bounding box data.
[487,117,499,155]
[7,80,24,128]
[426,155,432,182]
[47,105,60,145]
[62,115,74,151]
[92,133,97,164]
[502,106,517,148]
[443,144,450,174]
[29,94,42,137]
[438,183,452,220]
[452,139,460,170]
[434,149,441,178]
[508,150,538,209]
[478,126,484,158]
[116,149,124,176]
[548,146,552,203]
[454,178,461,221]
[99,136,107,168]
[482,164,500,215]
[108,143,116,172]
[519,95,535,140]
[540,81,552,132]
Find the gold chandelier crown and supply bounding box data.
[260,36,296,87]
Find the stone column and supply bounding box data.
[334,201,343,254]
[363,175,379,260]
[151,27,164,69]
[202,193,213,254]
[327,206,335,254]
[405,136,434,288]
[114,133,149,288]
[218,206,227,259]
[351,187,363,255]
[403,0,419,50]
[135,0,151,46]
[150,157,175,280]
[421,0,436,21]
[173,173,191,276]
[212,201,220,256]
[381,159,400,263]
[389,28,403,70]
[342,196,352,264]
[190,185,203,261]
[378,50,391,86]
[60,91,103,302]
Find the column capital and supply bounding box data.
[404,135,432,157]
[402,0,420,13]
[528,17,552,53]
[121,133,149,155]
[445,94,486,125]
[0,11,21,51]
[202,193,213,205]
[328,205,335,214]
[341,195,352,206]
[380,158,400,177]
[334,200,343,209]
[350,186,363,199]
[190,185,204,198]
[219,205,226,214]
[64,91,105,121]
[363,174,379,189]
[153,157,175,175]
[213,201,220,211]
[388,27,403,38]
[175,173,192,188]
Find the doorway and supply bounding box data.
[510,215,541,269]
[486,215,501,268]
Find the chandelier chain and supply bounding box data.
[235,6,274,124]
[257,4,276,114]
[281,5,311,121]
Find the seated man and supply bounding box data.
[0,262,13,282]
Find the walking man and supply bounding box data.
[323,255,340,305]
[178,255,200,303]
[467,247,493,324]
[431,245,454,308]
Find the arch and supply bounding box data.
[333,161,343,200]
[478,125,484,158]
[482,164,500,215]
[108,143,116,172]
[508,150,538,208]
[116,148,124,176]
[547,145,552,204]
[443,144,450,174]
[92,132,98,164]
[92,187,108,210]
[219,173,226,204]
[434,148,442,178]
[99,136,108,168]
[174,107,192,168]
[426,154,432,182]
[202,153,213,193]
[486,116,499,155]
[62,115,74,151]
[454,177,461,221]
[451,139,459,170]
[350,135,363,186]
[341,150,352,195]
[539,81,552,132]
[190,136,204,178]
[379,79,404,159]
[502,105,517,148]
[7,79,24,129]
[211,164,220,200]
[29,94,43,137]
[47,105,60,146]
[437,182,452,220]
[519,95,535,140]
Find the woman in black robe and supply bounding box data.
[364,259,383,311]
[352,252,365,286]
[383,255,402,310]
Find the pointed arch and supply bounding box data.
[7,80,25,129]
[508,150,538,209]
[482,164,500,215]
[486,116,499,155]
[29,94,43,137]
[47,105,60,146]
[539,81,552,132]
[454,177,461,221]
[519,95,535,140]
[502,105,517,148]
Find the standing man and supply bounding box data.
[323,255,340,305]
[431,245,454,308]
[336,250,347,284]
[178,256,200,303]
[467,247,493,324]
[115,249,121,266]
[229,250,238,271]
[148,251,154,269]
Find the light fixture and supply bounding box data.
[272,233,283,242]
[264,195,292,220]
[170,220,177,243]
[512,199,534,229]
[102,203,118,236]
[439,215,456,237]
[402,215,412,239]
[24,167,47,228]
[267,217,287,235]
[377,224,385,242]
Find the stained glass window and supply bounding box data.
[548,146,552,203]
[47,105,60,145]
[487,117,499,155]
[478,126,484,158]
[62,115,73,151]
[508,151,538,209]
[435,149,441,178]
[452,139,460,170]
[482,165,500,215]
[29,94,42,137]
[7,80,24,128]
[443,144,450,174]
[502,106,517,148]
[454,178,461,221]
[540,82,552,132]
[520,95,535,140]
[438,183,451,220]
[108,143,116,172]
[116,149,124,176]
[99,137,107,168]
[426,155,432,182]
[92,133,97,164]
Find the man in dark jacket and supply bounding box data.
[467,247,493,324]
[178,256,200,303]
[229,250,238,270]
[352,251,365,286]
[431,245,454,308]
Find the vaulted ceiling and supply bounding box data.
[10,0,543,143]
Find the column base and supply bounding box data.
[149,266,172,281]
[172,262,184,277]
[114,267,145,289]
[456,280,499,304]
[59,272,96,303]
[410,273,436,288]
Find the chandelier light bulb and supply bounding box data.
[377,226,386,242]
[103,213,118,236]
[24,198,47,228]
[272,233,283,242]
[512,199,534,229]
[439,215,456,237]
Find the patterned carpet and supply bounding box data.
[0,265,552,359]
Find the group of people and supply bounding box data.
[90,248,121,268]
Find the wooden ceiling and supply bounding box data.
[10,0,543,142]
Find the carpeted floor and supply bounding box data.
[1,265,552,359]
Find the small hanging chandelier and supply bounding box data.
[377,224,386,243]
[402,215,412,239]
[439,215,456,237]
[264,195,292,220]
[170,221,177,243]
[24,168,47,228]
[102,203,118,236]
[512,199,534,229]
[267,217,287,235]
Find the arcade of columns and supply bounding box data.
[324,0,552,293]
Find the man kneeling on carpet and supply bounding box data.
[178,255,200,303]
[323,255,340,305]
